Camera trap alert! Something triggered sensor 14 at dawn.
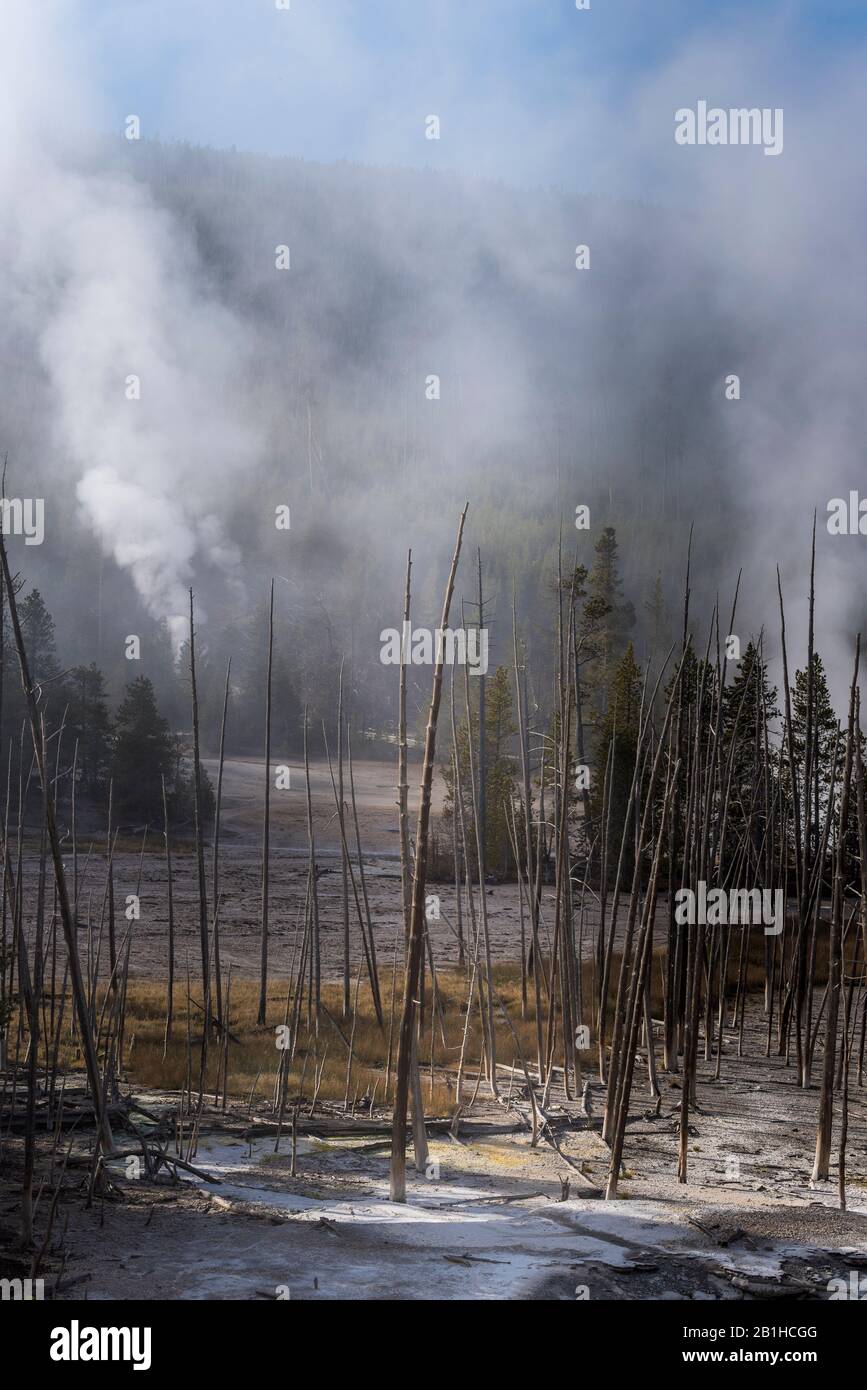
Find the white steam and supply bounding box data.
[0,2,260,632]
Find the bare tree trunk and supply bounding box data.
[188,592,210,1041]
[105,778,117,998]
[348,729,381,1009]
[607,752,678,1198]
[303,706,321,1026]
[394,549,429,1170]
[398,550,413,949]
[212,657,231,1030]
[21,733,47,1246]
[0,532,111,1153]
[476,549,487,871]
[338,658,350,1016]
[324,723,382,1024]
[258,579,274,1026]
[463,600,497,1094]
[391,507,467,1202]
[162,773,175,1054]
[512,591,542,1064]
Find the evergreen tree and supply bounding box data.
[112,676,175,823]
[721,640,779,860]
[791,653,840,821]
[790,653,865,862]
[592,643,643,870]
[20,588,61,683]
[66,663,113,798]
[644,571,671,669]
[555,558,609,843]
[168,732,217,828]
[444,665,518,877]
[584,527,635,715]
[664,646,718,749]
[722,640,779,788]
[112,675,215,826]
[2,584,66,756]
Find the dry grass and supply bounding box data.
[118,964,556,1117]
[79,942,741,1112]
[37,924,828,1118]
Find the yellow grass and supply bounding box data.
[119,964,556,1117]
[37,930,805,1117]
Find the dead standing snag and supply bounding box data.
[391,506,468,1202]
[0,530,112,1154]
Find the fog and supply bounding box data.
[0,0,865,718]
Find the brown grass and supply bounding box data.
[119,964,550,1117]
[40,924,830,1117]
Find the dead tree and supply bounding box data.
[391,506,467,1202]
[257,578,275,1026]
[395,549,429,1169]
[0,531,111,1153]
[212,656,231,1030]
[338,657,350,1017]
[303,705,321,1026]
[161,773,175,1054]
[189,590,211,1045]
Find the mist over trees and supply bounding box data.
[0,584,213,830]
[3,135,838,749]
[1,135,865,784]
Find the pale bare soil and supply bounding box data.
[26,1002,867,1302]
[7,756,864,1300]
[26,756,646,981]
[203,754,439,852]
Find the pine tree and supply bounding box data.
[584,527,635,715]
[592,642,643,872]
[721,641,779,862]
[722,640,779,790]
[644,571,671,668]
[66,664,113,798]
[20,588,61,683]
[664,646,718,746]
[444,665,518,877]
[169,735,216,827]
[791,653,839,821]
[790,652,865,862]
[2,584,66,754]
[112,676,175,823]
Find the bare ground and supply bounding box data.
[8,1000,864,1302]
[28,757,648,981]
[6,756,864,1301]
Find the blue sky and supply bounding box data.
[63,0,867,198]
